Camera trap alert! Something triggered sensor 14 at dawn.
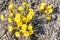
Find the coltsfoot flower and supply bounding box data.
[28,12,35,16]
[1,15,4,21]
[48,9,53,14]
[29,8,34,12]
[17,21,22,27]
[28,30,34,35]
[44,10,48,14]
[14,13,21,22]
[45,15,51,21]
[8,26,13,32]
[15,31,20,37]
[14,16,21,22]
[47,4,53,9]
[8,17,12,23]
[40,3,47,7]
[22,2,26,5]
[26,14,32,21]
[22,16,28,23]
[21,24,27,29]
[23,31,29,37]
[28,24,33,30]
[8,3,14,10]
[26,3,30,7]
[18,7,24,11]
[39,3,47,11]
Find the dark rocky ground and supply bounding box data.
[0,0,60,40]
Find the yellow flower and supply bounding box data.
[29,12,35,16]
[44,10,48,14]
[45,15,51,21]
[14,13,21,22]
[15,13,21,17]
[29,30,34,35]
[8,17,12,23]
[40,3,47,7]
[8,3,14,9]
[26,3,30,7]
[18,7,24,11]
[21,24,27,33]
[28,24,33,30]
[17,21,22,27]
[29,8,34,12]
[48,9,53,14]
[22,2,26,5]
[21,29,26,33]
[8,26,13,32]
[23,31,29,37]
[47,4,53,9]
[1,15,4,21]
[21,24,27,30]
[22,16,28,23]
[26,14,32,21]
[14,17,20,22]
[39,3,47,11]
[15,31,20,37]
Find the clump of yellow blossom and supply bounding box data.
[39,3,53,15]
[39,3,53,21]
[8,0,34,38]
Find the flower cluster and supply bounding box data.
[39,3,53,21]
[0,1,54,38]
[8,0,34,37]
